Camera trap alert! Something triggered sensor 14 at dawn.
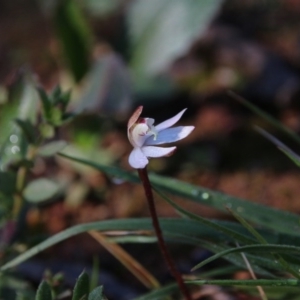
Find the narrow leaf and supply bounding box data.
[38,141,67,157]
[192,244,300,271]
[59,153,300,236]
[256,127,300,167]
[37,87,52,121]
[154,187,256,245]
[228,91,300,146]
[35,281,52,300]
[15,119,37,144]
[88,286,104,300]
[134,283,177,300]
[72,271,90,300]
[186,278,300,287]
[228,207,300,278]
[0,218,274,277]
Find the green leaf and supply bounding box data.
[0,218,275,277]
[77,55,132,115]
[154,187,256,245]
[128,0,224,77]
[15,119,37,144]
[23,178,60,203]
[54,0,92,82]
[192,244,300,271]
[88,286,104,300]
[58,153,300,236]
[35,281,53,300]
[228,91,300,146]
[38,140,68,157]
[228,207,300,278]
[37,87,52,122]
[39,123,55,139]
[134,283,177,300]
[90,256,100,292]
[256,127,300,167]
[72,271,90,300]
[186,278,300,287]
[0,171,16,196]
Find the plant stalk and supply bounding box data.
[138,167,192,300]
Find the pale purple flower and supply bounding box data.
[127,106,194,169]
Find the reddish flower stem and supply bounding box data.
[138,167,192,300]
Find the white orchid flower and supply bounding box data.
[127,106,194,169]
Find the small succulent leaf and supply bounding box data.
[35,280,53,300]
[60,89,72,107]
[51,85,62,103]
[39,123,55,139]
[15,119,37,144]
[50,107,63,126]
[88,286,104,300]
[38,140,67,157]
[24,178,60,203]
[72,271,90,300]
[37,87,52,121]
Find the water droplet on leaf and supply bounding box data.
[9,134,18,143]
[202,192,209,200]
[11,146,20,154]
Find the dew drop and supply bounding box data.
[202,192,210,200]
[9,134,18,144]
[11,145,20,154]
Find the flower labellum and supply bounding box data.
[127,106,194,169]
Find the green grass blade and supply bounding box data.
[0,218,273,276]
[192,244,300,271]
[186,278,300,287]
[228,208,300,278]
[154,187,256,245]
[59,153,300,236]
[228,91,300,145]
[134,283,177,300]
[256,127,300,167]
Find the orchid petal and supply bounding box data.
[142,146,176,158]
[128,147,148,169]
[127,106,143,131]
[155,108,187,132]
[145,126,194,145]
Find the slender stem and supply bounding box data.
[138,167,192,300]
[13,145,36,219]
